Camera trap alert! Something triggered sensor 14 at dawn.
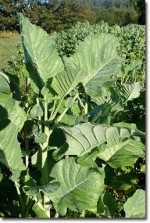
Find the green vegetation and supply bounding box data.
[0,32,20,69]
[132,0,145,24]
[56,21,145,84]
[0,0,144,33]
[0,14,145,218]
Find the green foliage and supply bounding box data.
[57,123,144,157]
[132,0,145,24]
[95,7,138,26]
[0,71,10,93]
[66,33,122,97]
[0,14,145,218]
[0,0,139,33]
[98,140,144,168]
[56,21,145,84]
[49,157,105,215]
[124,189,145,218]
[0,91,26,174]
[51,69,86,98]
[18,13,64,89]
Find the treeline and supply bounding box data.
[0,0,145,33]
[79,0,132,8]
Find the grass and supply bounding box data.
[0,32,21,70]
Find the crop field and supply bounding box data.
[0,14,145,218]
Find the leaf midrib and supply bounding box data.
[126,84,140,102]
[24,23,44,78]
[59,174,92,200]
[84,55,117,86]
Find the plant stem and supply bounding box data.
[80,210,85,217]
[41,127,54,185]
[44,95,48,121]
[41,149,48,185]
[84,95,88,114]
[36,97,42,132]
[50,100,57,119]
[41,96,53,185]
[15,181,25,217]
[57,93,79,123]
[34,196,50,218]
[54,213,59,218]
[25,137,29,169]
[24,77,30,113]
[77,94,85,109]
[25,198,34,217]
[49,97,64,121]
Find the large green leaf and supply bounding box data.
[51,68,86,98]
[120,82,143,102]
[98,140,144,168]
[91,83,144,125]
[0,93,26,173]
[48,157,105,216]
[18,13,64,89]
[22,174,60,197]
[67,34,122,97]
[90,85,112,104]
[0,71,10,93]
[124,189,145,218]
[59,123,142,156]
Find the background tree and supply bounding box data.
[0,0,141,32]
[132,0,145,24]
[0,0,25,30]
